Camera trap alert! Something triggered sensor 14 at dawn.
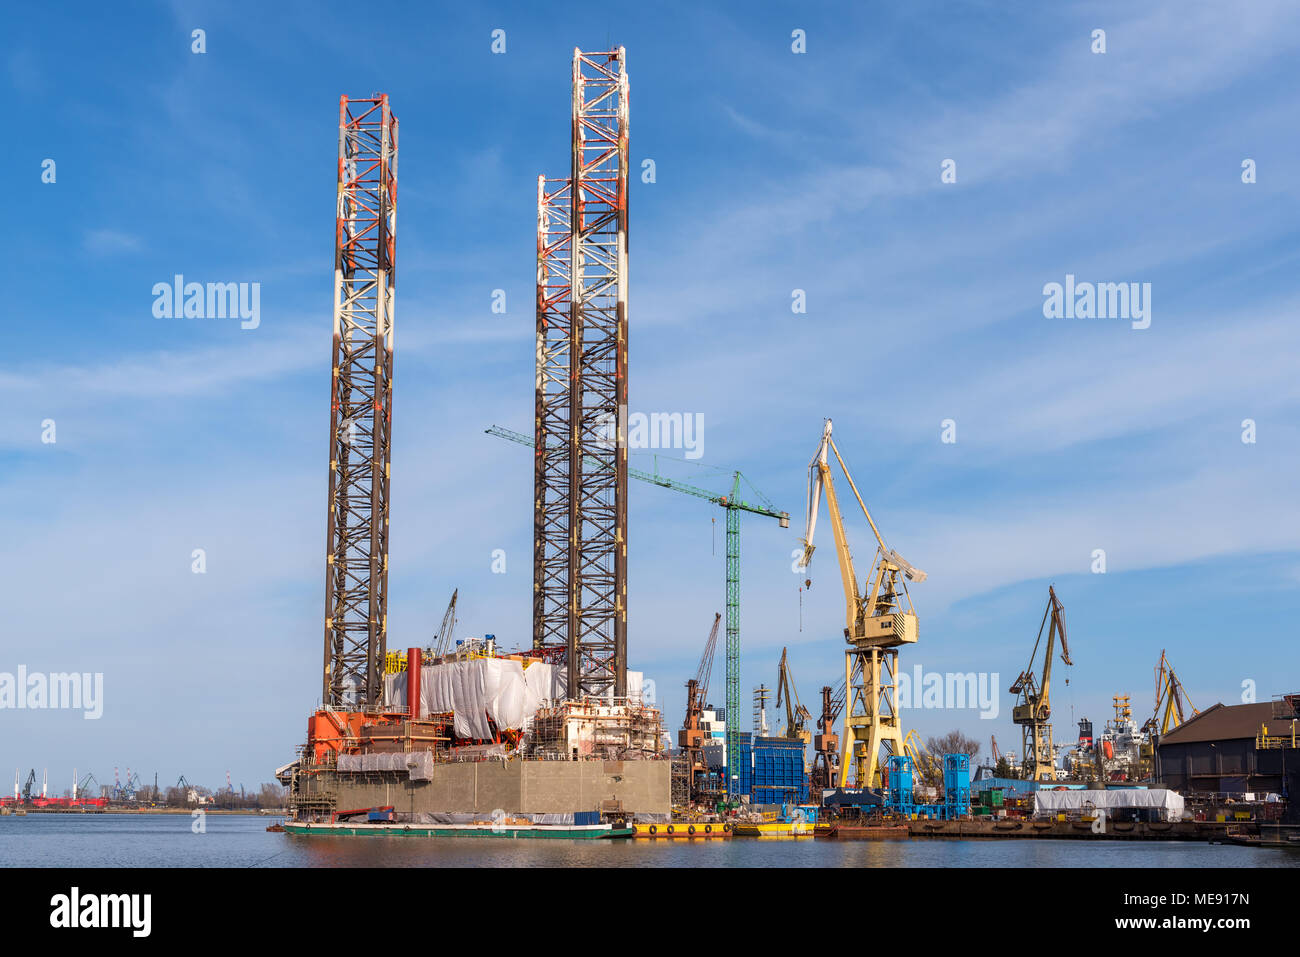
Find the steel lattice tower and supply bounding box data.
[533,49,630,699]
[568,48,629,700]
[321,94,398,710]
[725,507,741,779]
[533,176,572,652]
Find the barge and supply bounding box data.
[283,820,632,839]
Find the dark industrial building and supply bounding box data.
[1155,696,1299,798]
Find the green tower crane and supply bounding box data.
[485,425,789,795]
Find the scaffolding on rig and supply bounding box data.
[529,696,663,760]
[321,94,399,710]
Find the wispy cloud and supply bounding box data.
[83,228,142,256]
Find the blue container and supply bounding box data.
[752,738,809,804]
[971,776,1038,797]
[730,732,753,798]
[574,810,600,826]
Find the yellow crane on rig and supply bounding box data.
[799,419,927,789]
[1009,586,1072,782]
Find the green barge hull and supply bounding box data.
[283,821,632,840]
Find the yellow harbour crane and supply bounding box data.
[1009,586,1072,782]
[799,419,927,789]
[1146,649,1198,736]
[902,729,940,788]
[776,647,813,755]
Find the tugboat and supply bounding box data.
[731,804,816,838]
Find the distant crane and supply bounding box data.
[432,589,459,658]
[775,648,812,755]
[486,424,789,795]
[75,772,98,801]
[679,613,723,804]
[799,419,927,788]
[20,769,36,803]
[1010,586,1072,782]
[1145,649,1198,737]
[991,735,1001,765]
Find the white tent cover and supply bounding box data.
[384,659,644,740]
[1033,788,1185,822]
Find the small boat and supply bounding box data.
[731,806,816,839]
[731,818,813,838]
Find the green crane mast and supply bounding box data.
[485,425,789,795]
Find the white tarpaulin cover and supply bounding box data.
[1033,788,1185,822]
[384,658,646,740]
[336,751,435,780]
[383,659,556,739]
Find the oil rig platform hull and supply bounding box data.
[289,760,670,822]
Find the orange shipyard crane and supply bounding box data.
[679,613,723,803]
[799,419,927,789]
[1009,586,1072,782]
[810,680,844,797]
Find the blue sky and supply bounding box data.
[3,0,1299,791]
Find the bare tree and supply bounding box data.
[916,730,981,787]
[926,730,981,764]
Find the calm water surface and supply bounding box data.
[3,813,1298,868]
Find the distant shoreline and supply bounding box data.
[8,808,284,816]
